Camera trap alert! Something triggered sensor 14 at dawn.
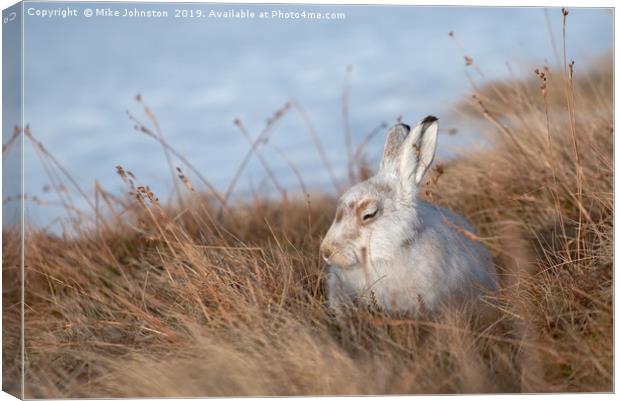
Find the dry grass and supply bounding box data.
[2,23,613,398]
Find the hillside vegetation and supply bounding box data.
[2,42,612,397]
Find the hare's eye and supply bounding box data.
[362,209,378,221]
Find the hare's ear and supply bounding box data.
[397,116,438,200]
[379,123,410,176]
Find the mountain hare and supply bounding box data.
[320,116,497,315]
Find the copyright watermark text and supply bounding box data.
[24,6,347,21]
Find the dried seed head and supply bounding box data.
[116,165,126,178]
[176,167,195,192]
[535,68,548,94]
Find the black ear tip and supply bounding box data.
[422,115,438,124]
[397,123,411,132]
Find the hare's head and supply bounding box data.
[320,116,439,269]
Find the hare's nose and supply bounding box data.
[320,243,333,263]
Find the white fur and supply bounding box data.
[320,117,497,315]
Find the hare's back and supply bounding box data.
[416,201,496,291]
